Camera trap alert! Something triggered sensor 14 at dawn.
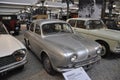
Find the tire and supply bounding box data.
[43,55,56,75]
[24,39,31,50]
[24,39,28,47]
[98,41,110,58]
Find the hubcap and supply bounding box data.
[44,57,51,72]
[101,45,106,56]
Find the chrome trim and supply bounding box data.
[0,56,27,73]
[56,55,101,72]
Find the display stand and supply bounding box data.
[63,67,91,80]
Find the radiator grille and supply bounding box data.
[0,55,17,67]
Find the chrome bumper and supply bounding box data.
[0,58,27,73]
[56,55,101,72]
[111,49,120,54]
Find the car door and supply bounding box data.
[68,19,92,38]
[69,20,87,34]
[75,20,96,38]
[27,22,37,51]
[31,23,43,57]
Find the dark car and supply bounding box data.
[104,19,120,30]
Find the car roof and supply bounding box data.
[68,18,100,21]
[33,19,66,25]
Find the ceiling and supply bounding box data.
[0,0,38,15]
[0,0,80,15]
[0,0,120,15]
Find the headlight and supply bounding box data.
[71,54,77,62]
[13,49,26,61]
[96,47,102,55]
[118,22,120,25]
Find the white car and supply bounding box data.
[0,22,27,73]
[67,18,120,57]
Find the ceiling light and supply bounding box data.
[113,5,116,8]
[27,8,30,11]
[36,4,41,6]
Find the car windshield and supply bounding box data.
[0,22,7,34]
[42,23,73,35]
[86,20,105,29]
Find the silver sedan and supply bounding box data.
[24,19,101,75]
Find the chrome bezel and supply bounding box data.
[70,54,77,62]
[13,49,26,61]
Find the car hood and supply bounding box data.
[90,29,120,40]
[0,35,25,57]
[45,33,99,61]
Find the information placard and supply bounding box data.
[63,67,91,80]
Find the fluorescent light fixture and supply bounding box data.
[36,4,41,6]
[113,5,116,8]
[0,1,31,5]
[22,10,25,13]
[27,7,30,11]
[33,8,36,10]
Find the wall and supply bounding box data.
[78,0,103,18]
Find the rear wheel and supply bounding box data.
[43,55,56,75]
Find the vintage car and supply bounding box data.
[67,18,120,57]
[24,19,101,75]
[103,19,120,30]
[0,22,27,74]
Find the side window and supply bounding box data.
[68,20,76,27]
[35,24,41,35]
[0,23,7,34]
[30,23,34,32]
[76,20,85,29]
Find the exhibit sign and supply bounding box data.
[63,67,91,80]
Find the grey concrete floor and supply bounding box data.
[1,31,120,80]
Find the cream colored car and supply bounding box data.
[67,18,120,57]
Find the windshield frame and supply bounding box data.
[41,22,73,36]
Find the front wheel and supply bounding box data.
[98,42,110,58]
[43,55,56,75]
[24,39,31,50]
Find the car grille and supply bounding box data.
[74,55,100,67]
[0,55,17,68]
